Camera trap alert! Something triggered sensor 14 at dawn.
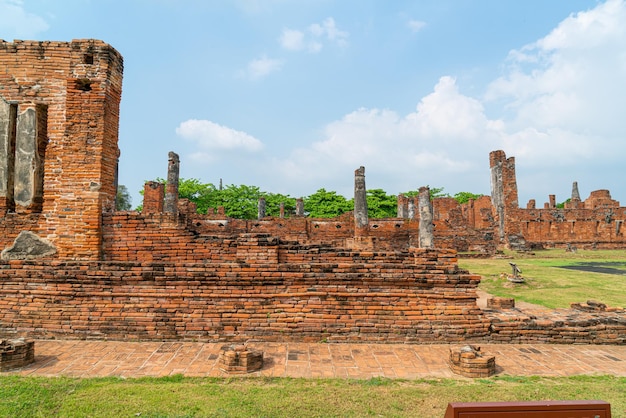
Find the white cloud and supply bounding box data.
[241,55,283,80]
[274,0,626,200]
[279,28,305,51]
[274,76,501,195]
[485,0,626,161]
[309,17,349,48]
[280,17,349,53]
[0,0,49,39]
[176,119,264,153]
[408,19,426,33]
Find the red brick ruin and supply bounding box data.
[0,40,624,345]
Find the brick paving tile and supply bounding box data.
[5,340,626,379]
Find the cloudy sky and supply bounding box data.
[1,0,624,208]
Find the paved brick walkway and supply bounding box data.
[7,340,626,379]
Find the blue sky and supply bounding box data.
[1,0,625,209]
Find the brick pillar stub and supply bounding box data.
[164,151,179,215]
[143,181,164,213]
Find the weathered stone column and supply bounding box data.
[569,181,581,208]
[549,194,556,209]
[295,198,304,216]
[571,181,581,201]
[490,150,519,242]
[397,194,407,218]
[408,197,416,220]
[418,186,434,249]
[0,98,16,213]
[279,202,285,218]
[354,166,368,235]
[164,151,179,215]
[258,197,266,219]
[14,106,46,212]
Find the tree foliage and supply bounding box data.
[140,178,484,219]
[366,189,397,218]
[115,185,132,211]
[453,191,484,204]
[304,188,352,218]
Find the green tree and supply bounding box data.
[304,188,352,218]
[366,188,397,218]
[264,192,297,217]
[116,185,132,211]
[453,191,484,204]
[556,198,571,209]
[401,187,450,201]
[177,178,218,214]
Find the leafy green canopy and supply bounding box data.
[142,179,482,219]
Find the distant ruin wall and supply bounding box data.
[490,150,626,250]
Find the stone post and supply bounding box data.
[549,194,556,209]
[397,194,407,218]
[295,198,304,216]
[571,181,581,201]
[490,150,519,243]
[408,197,416,220]
[354,166,368,235]
[279,202,285,218]
[570,181,581,208]
[164,151,179,215]
[418,186,434,249]
[258,197,266,219]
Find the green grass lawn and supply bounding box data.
[1,375,625,417]
[458,249,626,309]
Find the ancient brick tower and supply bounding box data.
[0,39,123,259]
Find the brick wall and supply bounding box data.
[2,223,624,344]
[0,241,492,343]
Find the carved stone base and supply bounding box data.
[449,345,495,378]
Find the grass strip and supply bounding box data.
[1,375,624,417]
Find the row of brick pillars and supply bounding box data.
[142,154,435,248]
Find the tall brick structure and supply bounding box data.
[0,39,123,259]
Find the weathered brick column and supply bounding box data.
[164,151,179,215]
[354,166,368,236]
[418,186,434,249]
